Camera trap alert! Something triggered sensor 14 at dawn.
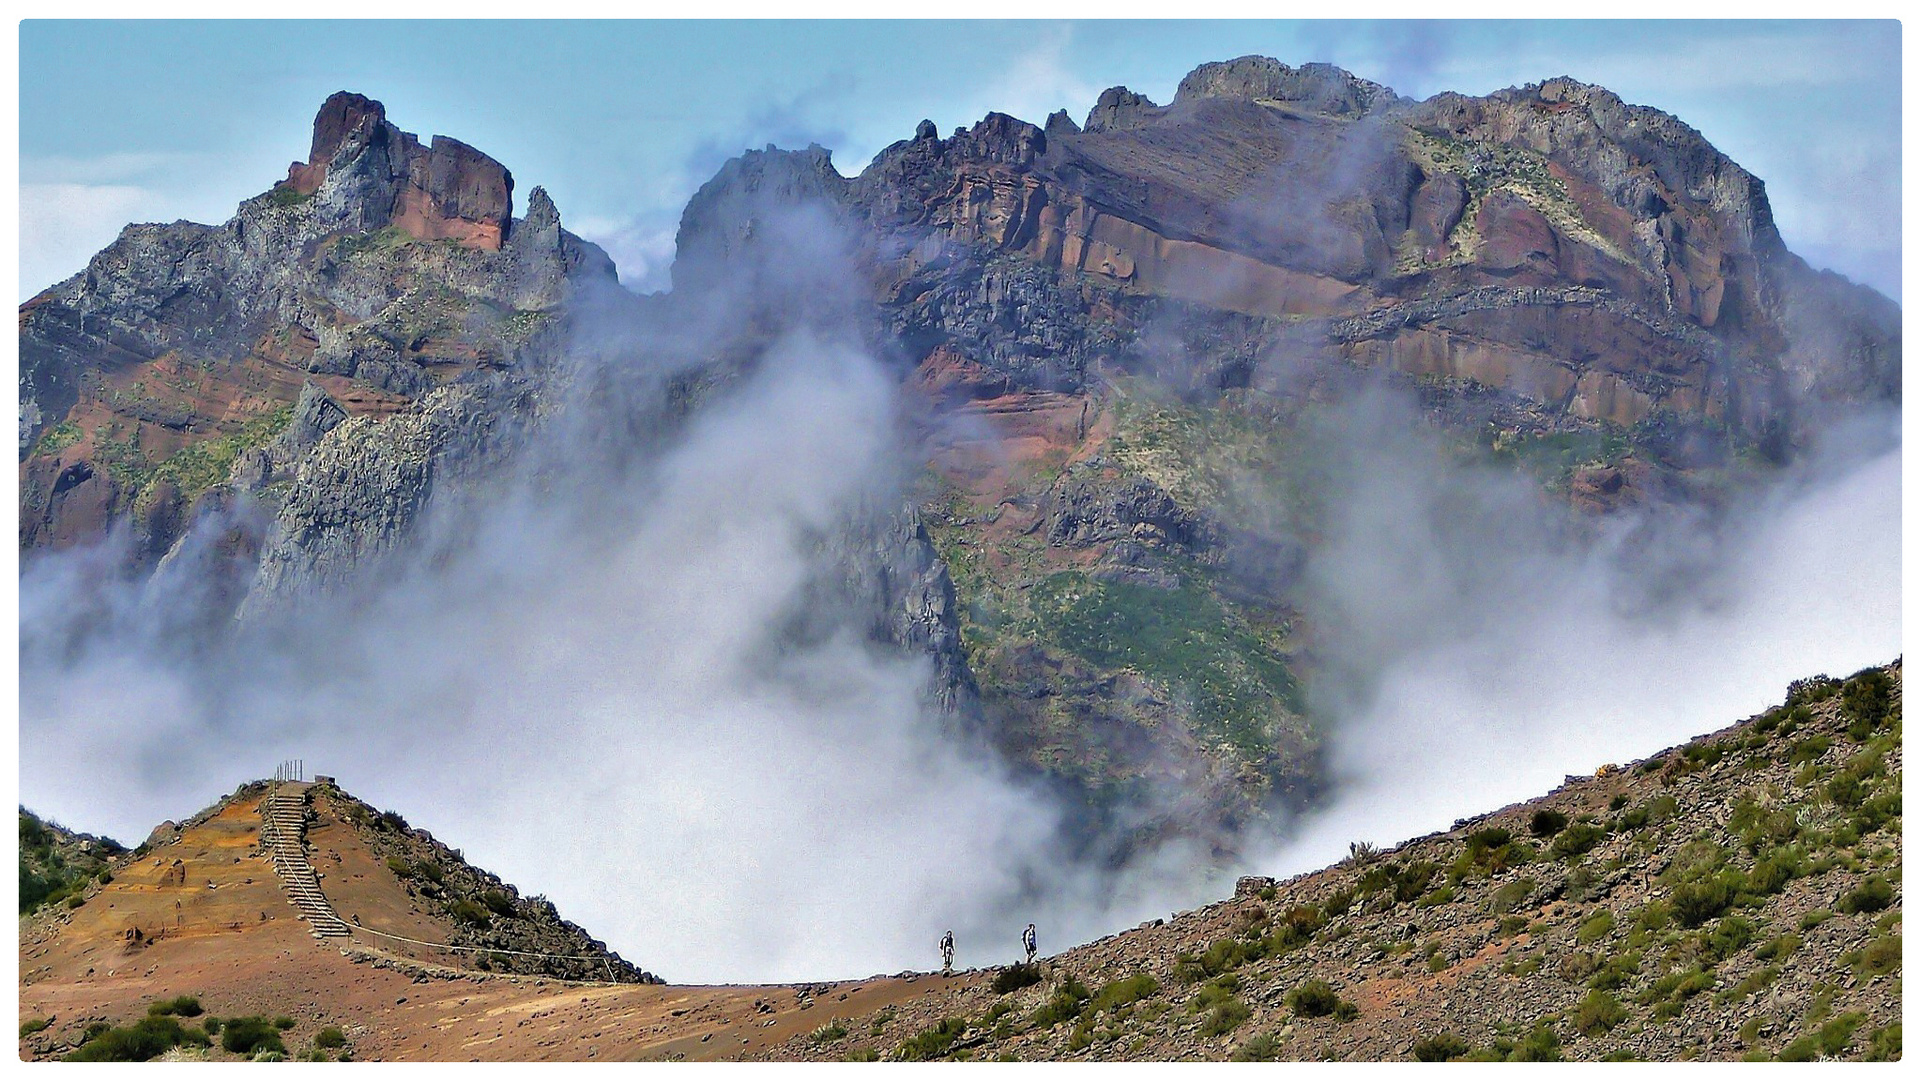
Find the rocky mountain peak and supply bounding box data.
[281,90,515,251]
[671,143,849,294]
[1174,56,1400,116]
[1083,85,1162,132]
[291,90,388,186]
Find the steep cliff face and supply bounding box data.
[790,59,1894,444]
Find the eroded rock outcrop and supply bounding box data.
[285,91,515,250]
[19,92,616,572]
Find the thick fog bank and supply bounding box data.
[1254,402,1901,878]
[17,322,1900,982]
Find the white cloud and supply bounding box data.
[966,28,1103,129]
[1252,406,1901,878]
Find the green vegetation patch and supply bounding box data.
[149,995,204,1018]
[1024,571,1303,757]
[19,810,122,914]
[65,1015,209,1062]
[1031,976,1093,1028]
[1231,1033,1282,1061]
[1413,1033,1473,1061]
[266,183,315,208]
[220,1016,288,1057]
[1088,973,1160,1014]
[991,962,1044,994]
[1573,990,1628,1037]
[1845,935,1901,979]
[1778,1012,1868,1061]
[894,1017,968,1062]
[1576,909,1615,945]
[138,405,294,511]
[1193,977,1251,1036]
[1286,979,1355,1020]
[32,419,81,457]
[1838,876,1894,915]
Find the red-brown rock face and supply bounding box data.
[283,91,513,250]
[1475,190,1559,275]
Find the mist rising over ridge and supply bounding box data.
[17,55,1900,980]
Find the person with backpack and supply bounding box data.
[1022,922,1037,963]
[940,929,955,974]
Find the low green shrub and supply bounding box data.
[1489,878,1536,915]
[1286,979,1343,1019]
[1412,1033,1472,1061]
[219,1016,287,1057]
[894,1017,967,1061]
[991,962,1043,994]
[1231,1033,1281,1061]
[1030,976,1091,1028]
[1838,876,1893,915]
[1864,1023,1901,1062]
[1846,935,1901,979]
[1778,1012,1867,1061]
[1549,824,1605,860]
[1189,974,1250,1035]
[1755,933,1801,961]
[1703,915,1757,960]
[148,995,203,1018]
[1088,973,1159,1014]
[1670,873,1739,927]
[66,1016,190,1062]
[1529,809,1569,838]
[1586,952,1641,992]
[314,1025,348,1050]
[1840,668,1894,737]
[1576,909,1615,945]
[448,898,492,927]
[1200,996,1250,1036]
[1574,991,1627,1036]
[1510,1025,1562,1062]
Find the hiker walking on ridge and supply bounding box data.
[940,929,955,975]
[1023,922,1037,963]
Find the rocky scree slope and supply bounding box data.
[764,662,1902,1061]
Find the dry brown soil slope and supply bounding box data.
[17,784,941,1062]
[20,664,1900,1062]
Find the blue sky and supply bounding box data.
[18,19,1903,299]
